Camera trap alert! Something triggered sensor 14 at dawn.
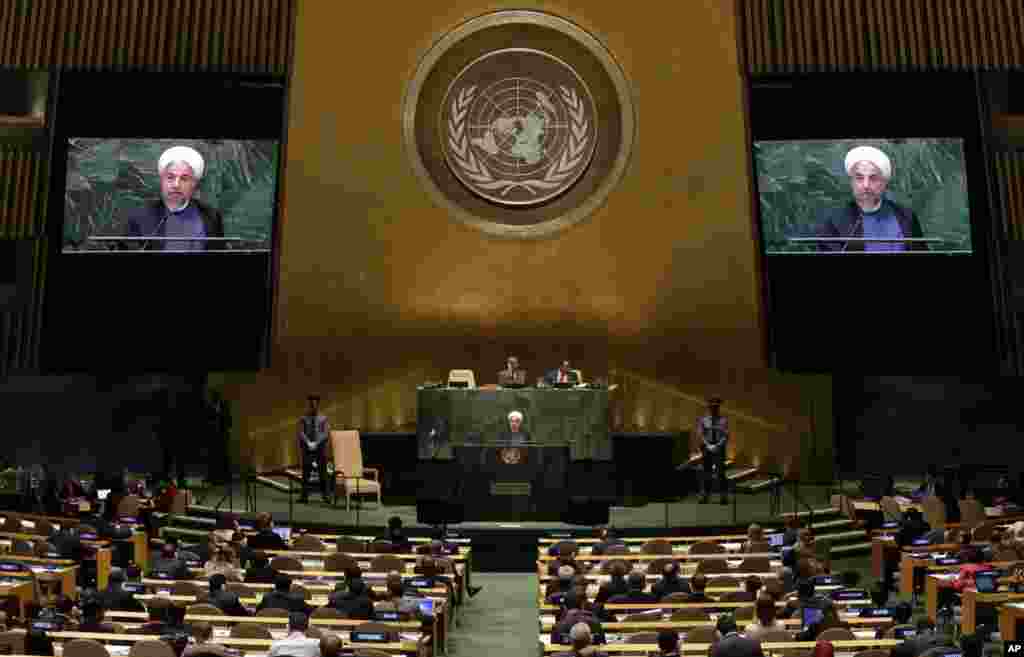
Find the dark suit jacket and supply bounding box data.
[713,633,765,657]
[244,566,280,584]
[78,621,120,634]
[125,199,225,251]
[151,557,190,580]
[813,199,928,251]
[247,530,287,551]
[256,590,311,615]
[498,430,531,445]
[329,592,374,620]
[100,585,146,612]
[652,576,691,599]
[209,590,250,616]
[607,591,658,604]
[544,368,580,385]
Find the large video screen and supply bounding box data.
[63,139,278,253]
[754,138,971,254]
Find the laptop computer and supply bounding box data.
[351,631,389,643]
[768,533,784,548]
[419,599,435,618]
[801,605,824,629]
[272,526,292,542]
[892,627,917,639]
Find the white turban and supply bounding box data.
[844,146,891,180]
[508,410,523,422]
[158,146,205,180]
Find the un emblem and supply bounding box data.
[442,50,597,206]
[500,447,523,465]
[403,11,635,238]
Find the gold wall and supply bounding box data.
[220,0,837,473]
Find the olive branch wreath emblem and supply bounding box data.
[447,84,590,197]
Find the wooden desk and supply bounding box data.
[0,578,34,618]
[537,599,870,614]
[0,545,110,592]
[999,601,1024,641]
[537,552,778,562]
[537,616,891,632]
[960,587,1024,635]
[11,629,425,656]
[539,639,902,653]
[538,535,751,545]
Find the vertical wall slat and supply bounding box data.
[154,0,168,72]
[1008,0,1024,69]
[907,0,924,70]
[254,0,268,73]
[746,0,762,74]
[11,0,28,68]
[239,0,252,73]
[141,0,156,70]
[964,0,980,71]
[841,0,856,71]
[0,0,13,68]
[0,154,9,237]
[198,0,213,71]
[791,0,806,73]
[12,154,28,239]
[277,0,290,76]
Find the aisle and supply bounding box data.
[447,573,539,657]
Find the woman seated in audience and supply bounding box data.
[203,546,243,582]
[742,523,765,552]
[744,592,787,640]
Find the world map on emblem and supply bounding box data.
[441,49,599,206]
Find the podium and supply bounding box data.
[454,443,570,521]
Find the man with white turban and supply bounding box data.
[499,410,530,445]
[814,145,927,252]
[126,145,225,251]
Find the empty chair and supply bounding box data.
[670,607,710,621]
[270,556,303,572]
[186,603,224,616]
[553,540,578,556]
[641,539,673,555]
[446,369,476,389]
[129,640,177,657]
[311,607,343,619]
[817,627,856,642]
[63,639,110,657]
[256,607,290,617]
[625,631,659,644]
[696,558,730,574]
[370,555,405,574]
[0,631,25,655]
[332,430,383,510]
[324,552,361,573]
[230,623,273,639]
[688,541,725,555]
[685,626,718,643]
[293,534,325,551]
[738,556,772,573]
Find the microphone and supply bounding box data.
[143,210,171,251]
[841,213,865,253]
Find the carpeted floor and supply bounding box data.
[448,573,539,657]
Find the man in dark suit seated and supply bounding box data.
[608,571,657,604]
[686,573,714,603]
[780,578,822,619]
[552,591,603,645]
[713,614,764,657]
[244,552,279,584]
[545,565,578,604]
[78,596,119,634]
[140,597,191,635]
[384,516,412,553]
[657,629,682,657]
[652,561,691,600]
[257,575,312,615]
[544,360,580,386]
[246,513,288,551]
[99,568,145,612]
[151,542,190,580]
[207,574,250,616]
[328,577,374,620]
[497,356,527,386]
[601,561,629,598]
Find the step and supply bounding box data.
[255,475,293,492]
[780,507,839,519]
[726,467,761,481]
[736,476,781,492]
[816,529,869,543]
[809,518,854,531]
[830,541,873,556]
